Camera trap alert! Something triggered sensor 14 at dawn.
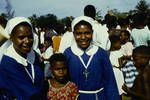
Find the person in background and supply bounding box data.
[129,64,150,100]
[84,5,110,50]
[64,16,120,100]
[130,13,150,47]
[121,45,150,99]
[117,17,130,31]
[104,10,118,30]
[36,37,53,79]
[109,35,125,98]
[120,30,134,61]
[109,35,124,68]
[59,17,74,53]
[47,53,78,100]
[52,23,64,53]
[59,5,110,53]
[0,17,46,100]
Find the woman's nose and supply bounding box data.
[24,37,33,43]
[80,33,86,39]
[58,69,64,73]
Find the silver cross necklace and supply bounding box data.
[78,54,93,81]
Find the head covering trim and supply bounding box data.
[5,17,32,35]
[71,16,94,32]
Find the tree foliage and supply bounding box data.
[29,14,58,28]
[95,10,103,21]
[1,0,150,29]
[135,0,150,13]
[111,9,129,19]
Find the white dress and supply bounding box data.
[109,50,125,95]
[121,42,134,56]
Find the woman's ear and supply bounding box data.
[9,33,15,42]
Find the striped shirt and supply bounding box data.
[121,60,139,88]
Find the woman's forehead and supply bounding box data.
[74,23,92,31]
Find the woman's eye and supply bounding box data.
[18,36,25,39]
[85,32,91,35]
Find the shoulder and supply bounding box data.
[96,47,108,56]
[0,55,20,74]
[124,60,134,66]
[143,65,150,78]
[64,47,72,55]
[0,55,17,66]
[63,47,74,59]
[121,60,136,71]
[110,50,123,56]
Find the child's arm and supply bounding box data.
[143,66,150,100]
[122,83,147,99]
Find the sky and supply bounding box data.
[0,0,150,19]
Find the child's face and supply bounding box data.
[133,53,150,68]
[113,41,121,50]
[11,25,33,57]
[51,61,68,83]
[120,32,129,44]
[73,24,93,50]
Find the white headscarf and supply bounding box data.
[5,17,32,35]
[70,16,99,57]
[1,17,33,50]
[71,16,94,32]
[0,17,36,64]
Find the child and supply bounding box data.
[37,37,53,61]
[47,53,78,100]
[109,35,125,97]
[109,35,124,67]
[64,16,120,100]
[130,64,150,100]
[120,30,134,58]
[36,37,53,78]
[121,45,150,98]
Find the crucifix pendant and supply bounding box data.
[83,69,89,81]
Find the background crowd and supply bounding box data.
[0,1,150,100]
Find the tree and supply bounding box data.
[28,14,38,27]
[95,10,103,22]
[60,16,74,26]
[111,9,129,19]
[35,14,58,28]
[135,0,150,13]
[0,13,7,18]
[5,0,15,19]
